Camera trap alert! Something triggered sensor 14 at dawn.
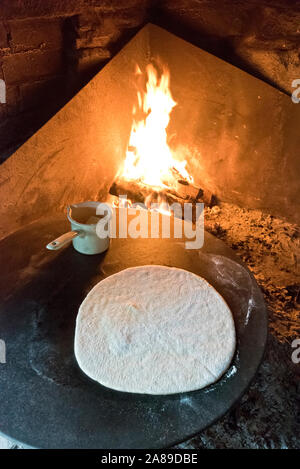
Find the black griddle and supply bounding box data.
[0,214,267,448]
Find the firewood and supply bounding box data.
[175,179,203,200]
[109,178,215,207]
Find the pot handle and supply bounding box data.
[46,231,80,250]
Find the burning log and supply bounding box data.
[109,178,215,208]
[175,179,202,199]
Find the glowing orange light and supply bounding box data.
[121,64,193,190]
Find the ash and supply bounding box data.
[176,202,300,449]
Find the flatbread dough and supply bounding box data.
[74,265,236,394]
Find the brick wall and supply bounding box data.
[0,0,150,162]
[0,0,299,163]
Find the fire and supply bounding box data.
[121,64,193,188]
[112,198,132,208]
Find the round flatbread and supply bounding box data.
[74,265,236,394]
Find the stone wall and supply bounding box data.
[155,0,300,94]
[0,0,299,162]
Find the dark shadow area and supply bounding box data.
[151,7,291,96]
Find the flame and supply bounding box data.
[112,198,132,208]
[121,64,193,188]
